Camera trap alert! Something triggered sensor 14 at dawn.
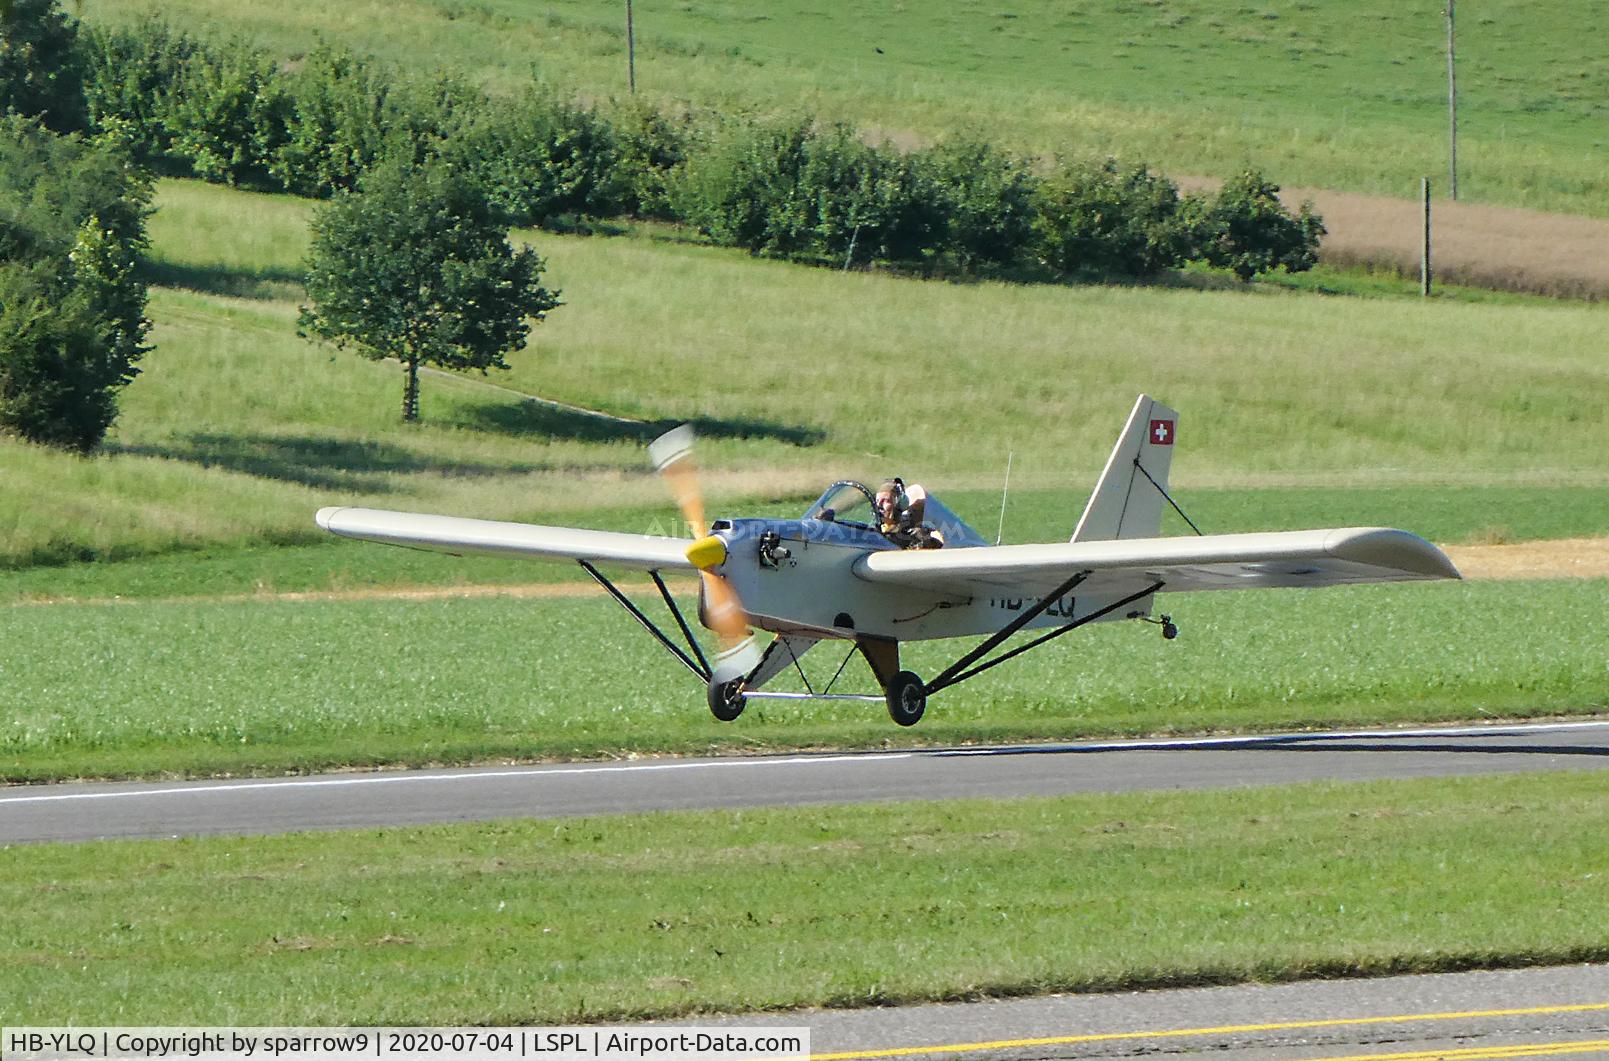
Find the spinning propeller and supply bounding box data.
[649,425,761,683]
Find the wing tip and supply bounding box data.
[1326,527,1463,581]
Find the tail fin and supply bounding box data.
[1071,394,1179,542]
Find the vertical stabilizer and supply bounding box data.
[1070,394,1179,542]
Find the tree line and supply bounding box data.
[78,16,1323,284]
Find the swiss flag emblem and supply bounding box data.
[1149,418,1174,446]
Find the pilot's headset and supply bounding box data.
[879,477,907,511]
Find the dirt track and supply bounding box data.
[1441,537,1609,581]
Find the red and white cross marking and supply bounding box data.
[1149,418,1174,446]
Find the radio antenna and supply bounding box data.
[994,451,1014,545]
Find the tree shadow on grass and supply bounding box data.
[140,260,304,302]
[106,434,549,493]
[450,397,827,448]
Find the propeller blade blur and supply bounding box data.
[651,423,759,683]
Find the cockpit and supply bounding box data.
[803,481,991,548]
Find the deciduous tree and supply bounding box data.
[0,115,151,451]
[299,156,560,422]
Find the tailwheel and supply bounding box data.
[885,670,927,727]
[707,677,747,722]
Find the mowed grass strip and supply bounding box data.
[2,579,1603,781]
[5,773,1609,1025]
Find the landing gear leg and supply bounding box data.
[857,637,926,727]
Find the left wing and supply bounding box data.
[316,507,696,571]
[855,527,1461,598]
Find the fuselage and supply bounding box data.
[707,517,1141,642]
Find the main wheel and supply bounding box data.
[885,670,927,727]
[707,677,747,722]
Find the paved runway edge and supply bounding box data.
[3,719,1607,844]
[653,963,1609,1060]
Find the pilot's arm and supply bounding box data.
[903,484,928,527]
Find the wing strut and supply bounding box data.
[925,575,1164,695]
[579,561,710,682]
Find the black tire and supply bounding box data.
[707,677,746,722]
[885,670,927,727]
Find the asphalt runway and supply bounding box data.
[3,719,1607,844]
[668,962,1609,1059]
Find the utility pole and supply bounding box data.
[1421,177,1433,296]
[626,0,637,93]
[1446,0,1458,199]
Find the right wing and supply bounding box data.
[315,507,696,572]
[855,527,1461,598]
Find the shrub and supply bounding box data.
[798,124,944,265]
[1186,169,1325,281]
[609,99,689,221]
[160,34,288,186]
[919,137,1039,271]
[673,117,945,266]
[447,87,623,227]
[80,20,197,164]
[670,115,811,254]
[0,0,85,133]
[0,264,120,450]
[271,47,474,199]
[1031,158,1188,280]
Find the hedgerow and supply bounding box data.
[68,16,1320,282]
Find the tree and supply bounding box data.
[299,156,561,422]
[0,0,86,133]
[1185,170,1325,281]
[0,115,151,451]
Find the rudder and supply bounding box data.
[1070,394,1179,542]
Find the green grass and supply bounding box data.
[142,179,312,301]
[79,0,1609,217]
[4,176,1601,569]
[1,482,1605,604]
[6,772,1609,1024]
[3,578,1603,781]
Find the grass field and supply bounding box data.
[3,578,1602,781]
[0,177,1603,571]
[76,0,1609,218]
[2,481,1607,603]
[6,772,1609,1023]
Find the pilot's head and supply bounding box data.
[874,478,903,523]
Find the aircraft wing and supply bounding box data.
[854,528,1461,597]
[315,507,696,571]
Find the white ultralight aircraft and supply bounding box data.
[316,395,1461,726]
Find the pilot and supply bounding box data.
[874,478,943,549]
